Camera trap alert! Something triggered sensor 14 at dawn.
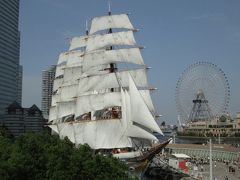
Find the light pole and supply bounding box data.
[218,133,221,144]
[209,138,213,180]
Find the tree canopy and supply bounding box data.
[0,130,134,180]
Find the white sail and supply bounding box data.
[120,88,128,129]
[48,124,59,134]
[89,14,134,34]
[86,31,136,52]
[83,48,144,72]
[54,53,69,79]
[55,66,64,78]
[81,64,109,78]
[63,66,83,82]
[49,106,57,122]
[58,52,68,65]
[124,90,131,126]
[127,125,158,141]
[51,94,58,106]
[124,89,158,141]
[64,51,84,67]
[75,92,121,118]
[59,84,78,101]
[56,49,84,78]
[69,35,88,51]
[58,123,76,143]
[139,90,155,113]
[57,100,75,120]
[53,78,63,91]
[49,12,163,150]
[72,120,132,149]
[129,75,163,135]
[63,65,110,84]
[78,68,148,95]
[55,52,68,77]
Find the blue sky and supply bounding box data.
[19,0,240,124]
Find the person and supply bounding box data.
[224,176,228,180]
[198,172,203,180]
[194,165,198,171]
[201,165,204,172]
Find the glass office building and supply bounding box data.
[42,65,56,119]
[0,0,22,115]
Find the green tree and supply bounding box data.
[0,130,134,180]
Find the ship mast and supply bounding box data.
[85,20,89,35]
[108,0,111,15]
[107,1,117,92]
[107,0,119,120]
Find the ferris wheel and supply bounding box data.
[175,62,230,124]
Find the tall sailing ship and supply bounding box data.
[48,9,170,162]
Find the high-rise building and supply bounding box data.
[42,65,56,119]
[0,0,22,115]
[17,65,23,103]
[1,101,46,137]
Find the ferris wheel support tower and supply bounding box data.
[175,62,230,124]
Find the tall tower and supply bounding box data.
[188,90,213,122]
[0,0,22,115]
[42,65,56,119]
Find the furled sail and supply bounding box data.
[89,14,134,35]
[86,31,136,52]
[82,48,144,72]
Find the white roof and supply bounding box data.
[171,153,191,159]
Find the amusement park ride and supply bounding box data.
[175,62,239,137]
